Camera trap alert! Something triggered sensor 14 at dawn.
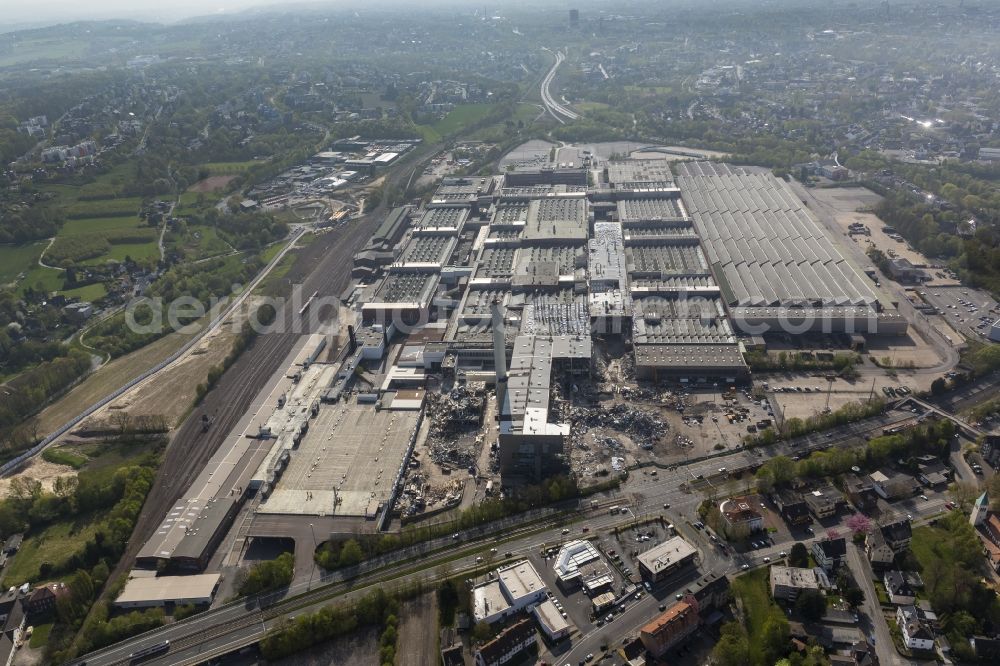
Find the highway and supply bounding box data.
[72,403,926,666]
[540,49,579,123]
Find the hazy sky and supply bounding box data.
[2,0,291,28]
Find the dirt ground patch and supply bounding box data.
[88,319,239,429]
[396,593,439,666]
[35,323,204,436]
[272,626,381,666]
[807,186,884,213]
[187,175,236,192]
[0,457,75,499]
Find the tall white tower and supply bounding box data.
[491,299,507,384]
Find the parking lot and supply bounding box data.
[918,284,1000,343]
[525,519,689,639]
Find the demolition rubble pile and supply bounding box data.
[424,383,488,470]
[572,403,669,450]
[397,466,465,517]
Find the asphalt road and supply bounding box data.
[845,541,900,666]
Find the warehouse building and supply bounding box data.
[676,162,907,335]
[472,560,548,624]
[115,573,222,609]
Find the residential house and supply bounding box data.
[914,455,950,488]
[719,497,763,535]
[812,538,847,574]
[639,598,701,658]
[0,590,20,627]
[0,594,25,666]
[441,643,464,666]
[982,435,1000,467]
[865,529,895,568]
[847,641,878,666]
[774,490,812,527]
[770,566,829,602]
[984,514,1000,547]
[680,572,730,613]
[880,519,912,553]
[24,582,70,620]
[474,618,536,666]
[843,474,879,511]
[883,571,915,605]
[971,635,1000,662]
[869,470,917,500]
[896,605,935,651]
[805,486,846,519]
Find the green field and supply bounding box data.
[417,103,499,143]
[62,282,108,301]
[81,241,159,265]
[42,446,89,469]
[0,37,89,68]
[175,191,213,216]
[64,197,142,219]
[1,515,104,587]
[732,568,775,635]
[19,264,64,294]
[29,623,52,649]
[59,216,147,236]
[0,242,47,284]
[433,104,495,135]
[201,161,265,175]
[167,224,231,261]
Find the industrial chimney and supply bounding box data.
[490,299,507,384]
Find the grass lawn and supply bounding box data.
[81,241,159,265]
[0,242,47,284]
[261,241,287,264]
[28,622,52,649]
[1,515,104,587]
[61,282,108,302]
[168,225,232,261]
[255,248,296,297]
[19,264,64,295]
[433,104,494,135]
[42,446,89,469]
[59,216,146,236]
[175,191,214,216]
[732,568,774,634]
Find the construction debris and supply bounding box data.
[571,402,669,450]
[424,383,488,469]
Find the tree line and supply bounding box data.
[315,475,618,570]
